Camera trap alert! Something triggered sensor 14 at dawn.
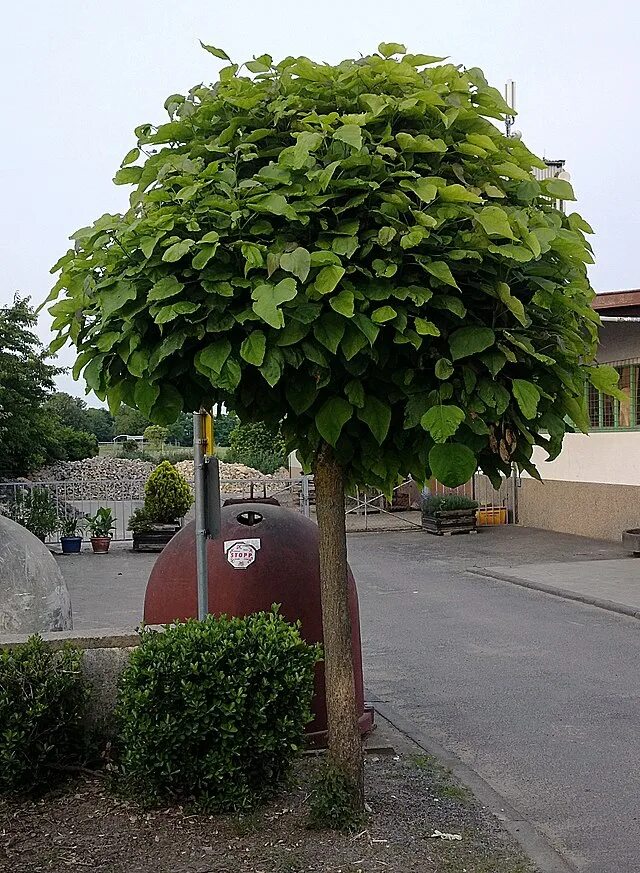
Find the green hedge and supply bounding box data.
[116,610,321,811]
[0,636,89,792]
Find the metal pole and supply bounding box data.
[193,411,208,620]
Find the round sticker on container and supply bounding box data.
[224,538,261,569]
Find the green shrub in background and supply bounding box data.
[4,486,59,541]
[226,422,287,474]
[115,610,321,811]
[0,636,89,792]
[143,460,193,523]
[421,493,478,514]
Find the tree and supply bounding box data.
[226,421,287,473]
[114,405,150,436]
[84,407,116,442]
[165,411,194,446]
[143,424,169,447]
[44,392,89,432]
[214,411,239,447]
[55,426,99,461]
[48,44,618,809]
[0,296,61,477]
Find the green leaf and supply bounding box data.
[83,355,105,391]
[99,280,136,319]
[315,397,353,447]
[251,279,297,329]
[310,250,341,267]
[332,124,363,151]
[192,244,218,270]
[415,318,440,336]
[542,178,576,201]
[154,301,198,324]
[400,229,425,249]
[496,282,527,326]
[435,358,454,380]
[344,379,365,408]
[140,233,164,259]
[475,206,514,239]
[280,247,311,282]
[588,365,625,399]
[113,166,143,185]
[438,184,482,203]
[421,404,465,443]
[247,193,293,216]
[134,381,160,418]
[377,226,397,246]
[403,179,438,204]
[150,383,183,425]
[241,243,264,275]
[240,330,267,366]
[330,290,355,317]
[512,379,540,419]
[357,396,392,444]
[260,348,283,386]
[429,443,477,487]
[564,395,590,433]
[318,160,341,191]
[371,306,397,323]
[199,339,232,374]
[121,147,140,167]
[493,161,532,182]
[200,42,230,61]
[286,380,318,415]
[422,261,459,289]
[378,42,406,57]
[396,133,446,154]
[488,243,533,263]
[449,326,495,361]
[315,265,345,294]
[148,276,184,302]
[478,379,510,414]
[313,313,346,353]
[162,238,194,262]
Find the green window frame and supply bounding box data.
[586,362,639,431]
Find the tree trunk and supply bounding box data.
[313,442,364,810]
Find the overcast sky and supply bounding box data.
[2,0,638,399]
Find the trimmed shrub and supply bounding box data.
[115,610,321,811]
[0,636,89,792]
[144,460,192,523]
[226,422,287,474]
[421,493,478,514]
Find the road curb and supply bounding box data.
[369,697,577,873]
[467,568,640,620]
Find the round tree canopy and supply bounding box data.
[48,44,618,489]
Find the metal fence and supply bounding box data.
[0,469,517,543]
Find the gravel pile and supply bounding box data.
[175,459,289,494]
[34,457,154,500]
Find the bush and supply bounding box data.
[421,494,478,515]
[56,426,99,461]
[115,610,321,811]
[144,461,193,523]
[226,448,287,476]
[0,636,89,792]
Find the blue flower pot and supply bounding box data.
[60,536,83,554]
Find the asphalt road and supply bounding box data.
[349,528,639,873]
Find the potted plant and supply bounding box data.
[59,514,85,554]
[86,507,116,553]
[130,461,193,552]
[421,493,479,536]
[6,486,59,543]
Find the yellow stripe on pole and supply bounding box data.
[203,410,215,457]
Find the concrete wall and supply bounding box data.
[597,322,640,364]
[518,479,640,542]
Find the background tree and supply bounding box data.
[114,404,150,436]
[84,406,116,442]
[214,411,239,447]
[48,44,617,809]
[0,296,61,477]
[43,392,89,432]
[226,421,287,473]
[143,424,169,448]
[165,411,194,446]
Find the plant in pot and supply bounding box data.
[6,487,59,543]
[86,508,116,553]
[129,461,193,552]
[421,493,479,536]
[59,514,85,554]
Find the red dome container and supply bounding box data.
[144,500,373,743]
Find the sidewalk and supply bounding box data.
[469,556,640,619]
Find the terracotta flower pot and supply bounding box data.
[91,536,112,554]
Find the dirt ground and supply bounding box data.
[0,746,534,873]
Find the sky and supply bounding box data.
[1,0,639,399]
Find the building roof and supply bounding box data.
[593,290,640,317]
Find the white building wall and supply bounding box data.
[530,432,640,486]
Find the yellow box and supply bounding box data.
[477,507,507,526]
